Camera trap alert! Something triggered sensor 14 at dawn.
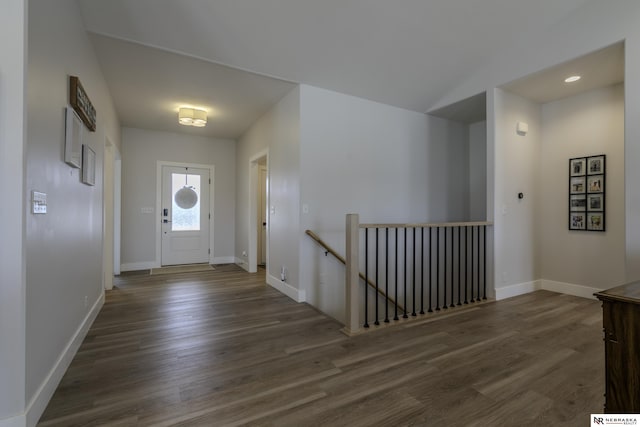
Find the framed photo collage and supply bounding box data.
[569,155,605,232]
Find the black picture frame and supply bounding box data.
[570,158,586,177]
[569,212,586,230]
[587,213,605,231]
[588,194,604,211]
[569,155,605,231]
[588,156,605,175]
[570,177,586,194]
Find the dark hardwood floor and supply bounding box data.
[39,264,604,426]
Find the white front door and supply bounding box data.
[161,165,210,266]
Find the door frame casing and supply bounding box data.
[155,161,215,267]
[248,149,269,274]
[258,164,268,265]
[103,137,121,289]
[114,157,122,275]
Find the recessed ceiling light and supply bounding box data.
[564,75,581,83]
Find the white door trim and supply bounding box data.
[258,165,267,265]
[113,157,121,275]
[248,149,269,274]
[102,137,120,290]
[156,161,215,266]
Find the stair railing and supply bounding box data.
[305,230,403,313]
[345,214,493,335]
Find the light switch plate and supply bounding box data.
[32,191,47,214]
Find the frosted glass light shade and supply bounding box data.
[191,109,207,127]
[178,107,207,127]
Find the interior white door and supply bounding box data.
[258,165,267,265]
[161,166,210,266]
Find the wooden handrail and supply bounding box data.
[306,230,346,264]
[305,230,403,311]
[360,221,493,229]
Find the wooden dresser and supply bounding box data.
[595,282,640,413]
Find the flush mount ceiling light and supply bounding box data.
[564,75,581,83]
[178,107,207,127]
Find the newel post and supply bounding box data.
[345,213,360,334]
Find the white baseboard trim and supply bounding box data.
[26,292,104,426]
[0,414,26,427]
[235,257,250,272]
[495,280,540,300]
[123,258,239,271]
[495,279,603,301]
[267,274,306,303]
[540,280,600,300]
[120,261,157,272]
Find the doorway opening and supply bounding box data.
[249,150,268,274]
[257,160,267,267]
[103,138,121,290]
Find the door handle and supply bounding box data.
[163,219,172,223]
[263,222,267,226]
[163,208,169,216]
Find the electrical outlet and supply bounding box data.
[242,250,248,257]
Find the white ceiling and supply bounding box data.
[78,0,594,139]
[89,34,296,139]
[501,42,624,104]
[429,92,487,124]
[427,43,624,124]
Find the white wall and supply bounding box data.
[425,116,470,222]
[430,0,640,283]
[0,0,27,424]
[120,127,236,268]
[493,89,541,297]
[235,86,301,295]
[25,0,121,424]
[469,121,487,220]
[298,85,470,321]
[539,84,625,290]
[492,84,625,300]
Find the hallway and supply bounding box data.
[40,265,603,426]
